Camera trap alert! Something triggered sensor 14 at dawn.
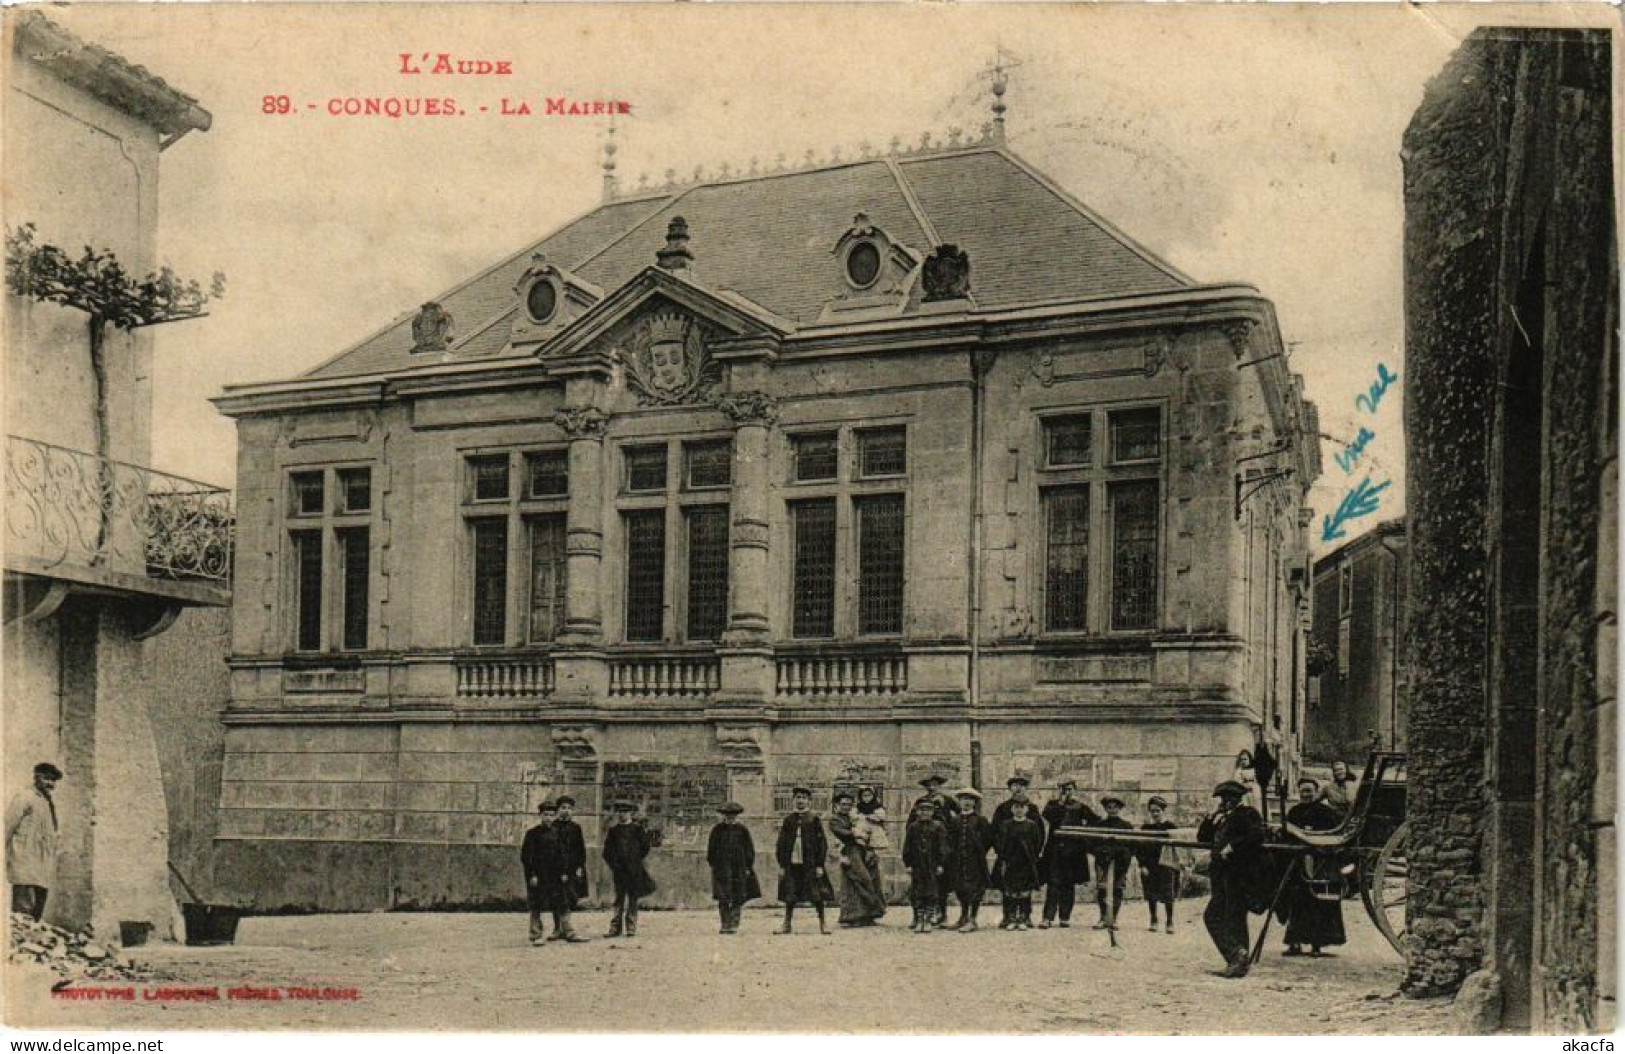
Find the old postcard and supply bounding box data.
[2,2,1616,1037]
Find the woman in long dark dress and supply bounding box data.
[829,790,886,926]
[1282,778,1347,955]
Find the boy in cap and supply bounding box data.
[550,795,589,941]
[993,797,1044,929]
[775,786,832,935]
[947,787,993,932]
[909,774,960,922]
[707,802,760,934]
[1039,779,1098,928]
[520,801,565,945]
[1137,795,1180,933]
[991,776,1040,927]
[1198,779,1265,977]
[1091,795,1135,929]
[902,798,950,932]
[603,800,657,938]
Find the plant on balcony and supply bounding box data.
[6,223,225,551]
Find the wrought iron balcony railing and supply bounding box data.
[5,434,233,585]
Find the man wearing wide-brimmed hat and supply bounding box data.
[1197,779,1265,977]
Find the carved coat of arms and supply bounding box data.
[621,309,722,406]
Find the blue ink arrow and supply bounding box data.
[1320,476,1392,542]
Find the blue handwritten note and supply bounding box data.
[1320,363,1397,543]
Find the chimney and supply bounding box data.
[656,216,693,271]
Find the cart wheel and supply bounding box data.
[1361,820,1409,956]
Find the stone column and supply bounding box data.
[716,391,777,705]
[552,403,610,703]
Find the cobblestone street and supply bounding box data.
[8,904,1454,1033]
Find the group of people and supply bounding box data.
[520,762,1360,982]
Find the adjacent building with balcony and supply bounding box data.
[3,13,226,934]
[213,113,1321,909]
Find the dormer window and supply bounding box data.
[525,278,559,325]
[844,240,882,290]
[509,253,604,351]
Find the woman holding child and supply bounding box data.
[830,788,888,927]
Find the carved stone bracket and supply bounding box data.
[553,407,609,440]
[717,390,779,427]
[550,724,600,761]
[716,724,769,769]
[1223,319,1258,359]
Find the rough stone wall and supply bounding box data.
[1400,34,1501,998]
[1532,31,1613,1033]
[1403,29,1616,1029]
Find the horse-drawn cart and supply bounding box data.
[1056,751,1410,956]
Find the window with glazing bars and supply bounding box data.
[856,494,904,634]
[624,510,666,641]
[625,446,668,492]
[469,456,510,502]
[1043,415,1092,467]
[1110,408,1162,463]
[528,516,567,643]
[1044,487,1089,632]
[337,468,371,513]
[857,427,907,477]
[685,506,730,640]
[291,472,324,517]
[338,527,369,650]
[685,441,732,489]
[471,519,508,645]
[1110,480,1159,630]
[292,530,323,650]
[792,433,838,482]
[791,499,837,637]
[527,450,569,498]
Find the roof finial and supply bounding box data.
[987,46,1018,145]
[656,216,693,271]
[601,118,619,201]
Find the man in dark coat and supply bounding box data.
[991,776,1042,927]
[707,802,760,934]
[908,774,960,921]
[521,801,569,946]
[1039,779,1098,928]
[1281,778,1347,956]
[903,799,950,933]
[775,786,831,935]
[547,795,590,941]
[1091,795,1136,930]
[993,798,1045,929]
[947,787,994,932]
[603,799,657,938]
[1136,794,1180,934]
[1198,779,1266,977]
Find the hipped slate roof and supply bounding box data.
[303,145,1192,381]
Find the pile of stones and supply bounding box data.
[9,913,168,982]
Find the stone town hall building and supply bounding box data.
[214,119,1321,909]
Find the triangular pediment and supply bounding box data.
[540,266,791,363]
[542,268,790,406]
